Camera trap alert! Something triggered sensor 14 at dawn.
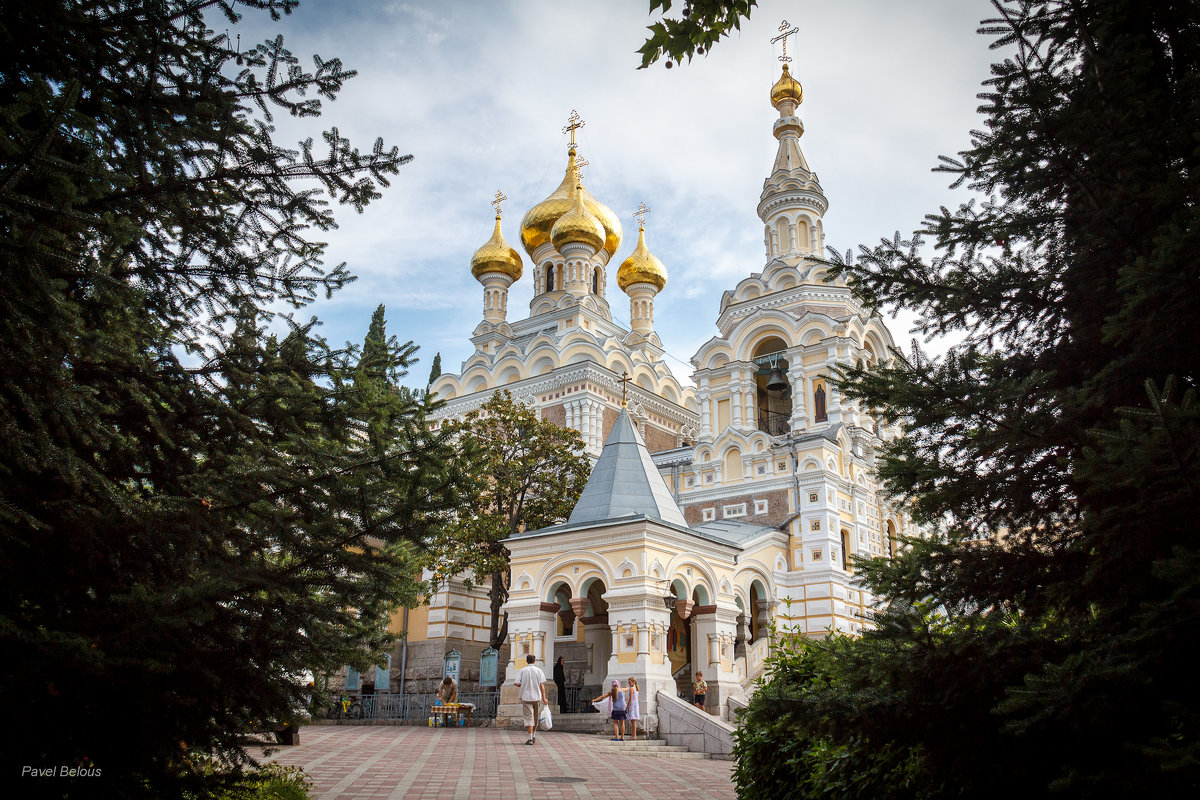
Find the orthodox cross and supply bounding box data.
[575,154,590,181]
[772,20,799,63]
[563,109,586,149]
[619,371,632,407]
[633,202,651,229]
[491,189,507,216]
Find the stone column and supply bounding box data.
[790,365,807,431]
[698,378,712,440]
[688,604,746,717]
[497,600,558,727]
[730,371,744,430]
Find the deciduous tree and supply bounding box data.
[427,391,590,649]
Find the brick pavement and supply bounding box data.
[257,724,737,800]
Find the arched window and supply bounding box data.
[546,268,554,292]
[592,269,599,294]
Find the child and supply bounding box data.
[624,677,641,740]
[592,680,627,741]
[693,671,707,710]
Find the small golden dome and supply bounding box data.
[470,213,523,282]
[770,63,803,107]
[551,182,605,252]
[520,149,622,256]
[617,226,667,292]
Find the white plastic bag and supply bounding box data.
[539,704,553,730]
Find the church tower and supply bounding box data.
[664,28,911,640]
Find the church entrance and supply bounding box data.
[666,579,693,694]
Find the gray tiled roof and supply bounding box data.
[567,408,689,528]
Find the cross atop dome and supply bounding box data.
[562,109,586,150]
[633,202,651,229]
[491,189,507,216]
[772,20,799,63]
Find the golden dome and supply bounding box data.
[551,182,605,252]
[770,63,803,107]
[520,149,622,257]
[470,213,523,282]
[617,226,667,292]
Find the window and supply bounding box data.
[723,503,747,518]
[546,268,554,292]
[754,499,769,515]
[345,666,360,691]
[702,508,716,522]
[592,269,599,294]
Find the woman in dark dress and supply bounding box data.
[553,656,568,714]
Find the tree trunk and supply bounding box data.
[488,569,508,650]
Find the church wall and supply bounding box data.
[642,422,678,453]
[540,402,566,427]
[679,487,792,528]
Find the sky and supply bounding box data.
[230,0,1000,387]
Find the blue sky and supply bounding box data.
[231,0,997,386]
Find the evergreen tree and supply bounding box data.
[0,2,452,796]
[735,2,1200,798]
[427,391,590,649]
[428,351,442,387]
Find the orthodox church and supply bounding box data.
[357,51,914,724]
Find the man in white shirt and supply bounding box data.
[513,654,548,745]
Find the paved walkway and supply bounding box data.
[258,724,737,800]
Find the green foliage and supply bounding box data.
[199,762,313,800]
[427,390,590,648]
[0,2,454,797]
[427,352,442,387]
[736,1,1200,798]
[637,0,757,69]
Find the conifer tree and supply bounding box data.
[427,391,590,649]
[734,2,1200,798]
[0,2,451,796]
[428,351,443,387]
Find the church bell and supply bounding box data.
[765,367,789,393]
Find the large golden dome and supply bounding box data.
[520,149,622,257]
[551,182,605,252]
[770,63,803,107]
[470,213,523,282]
[617,226,667,292]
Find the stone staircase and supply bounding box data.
[581,732,712,760]
[546,711,612,734]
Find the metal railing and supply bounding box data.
[560,685,596,714]
[319,690,500,722]
[757,409,791,436]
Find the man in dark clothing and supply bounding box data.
[554,656,568,714]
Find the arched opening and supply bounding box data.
[796,217,811,252]
[840,529,851,571]
[753,336,792,435]
[544,262,554,293]
[776,218,791,253]
[550,582,575,637]
[749,580,768,642]
[692,584,710,606]
[592,268,599,294]
[667,579,692,683]
[887,519,897,559]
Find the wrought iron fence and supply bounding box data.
[757,409,791,436]
[319,690,500,723]
[560,685,596,714]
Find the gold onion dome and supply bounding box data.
[617,226,667,292]
[770,63,803,107]
[551,181,606,252]
[470,213,523,282]
[520,149,622,256]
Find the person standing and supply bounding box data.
[553,656,568,714]
[624,677,641,740]
[693,671,707,711]
[514,654,548,745]
[592,680,627,741]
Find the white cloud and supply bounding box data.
[229,0,999,382]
